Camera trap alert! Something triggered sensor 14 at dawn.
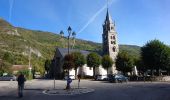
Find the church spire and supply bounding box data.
[105,6,113,24]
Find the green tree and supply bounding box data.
[44,59,51,75]
[63,54,74,75]
[141,39,170,76]
[102,55,113,75]
[71,52,85,78]
[134,57,146,76]
[87,52,101,76]
[116,51,134,75]
[3,52,14,63]
[165,47,170,75]
[0,61,11,75]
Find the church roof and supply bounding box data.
[105,9,113,24]
[57,48,90,58]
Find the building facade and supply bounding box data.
[102,9,119,74]
[49,48,93,79]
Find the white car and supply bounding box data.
[0,75,16,81]
[64,75,75,80]
[95,75,107,81]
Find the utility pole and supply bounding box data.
[28,47,32,79]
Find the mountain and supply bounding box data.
[119,45,141,58]
[0,18,140,73]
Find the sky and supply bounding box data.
[0,0,170,46]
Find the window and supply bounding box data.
[112,47,115,52]
[112,36,115,39]
[111,41,116,44]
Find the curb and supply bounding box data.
[42,87,94,96]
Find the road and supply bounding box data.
[0,79,170,100]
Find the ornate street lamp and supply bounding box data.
[67,26,72,54]
[60,30,64,37]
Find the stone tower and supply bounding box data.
[102,9,119,74]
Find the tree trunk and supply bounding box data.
[68,69,70,77]
[93,67,95,77]
[156,69,160,76]
[107,68,109,76]
[151,69,154,76]
[75,68,77,79]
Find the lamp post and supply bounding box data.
[60,26,76,74]
[28,47,32,79]
[67,26,72,55]
[60,26,76,90]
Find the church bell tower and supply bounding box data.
[102,8,119,74]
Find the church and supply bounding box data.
[50,8,119,79]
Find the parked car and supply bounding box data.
[0,75,16,81]
[108,74,128,83]
[64,75,75,80]
[95,75,107,81]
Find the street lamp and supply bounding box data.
[60,26,76,90]
[60,26,76,72]
[67,26,72,54]
[60,30,64,37]
[60,26,76,54]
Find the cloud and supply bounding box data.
[78,0,116,34]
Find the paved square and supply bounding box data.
[0,79,170,100]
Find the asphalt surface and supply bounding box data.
[0,79,170,100]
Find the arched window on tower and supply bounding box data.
[112,47,116,52]
[112,36,115,39]
[111,41,114,44]
[111,27,114,30]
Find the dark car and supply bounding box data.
[0,75,16,81]
[108,74,128,83]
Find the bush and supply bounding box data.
[17,70,32,80]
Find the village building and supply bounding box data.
[11,65,29,74]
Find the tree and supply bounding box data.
[116,51,134,75]
[0,60,11,75]
[63,54,74,75]
[134,57,146,76]
[44,59,51,75]
[165,47,170,75]
[141,39,170,76]
[87,52,101,77]
[3,52,14,63]
[71,52,85,78]
[102,55,113,75]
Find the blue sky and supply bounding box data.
[0,0,170,46]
